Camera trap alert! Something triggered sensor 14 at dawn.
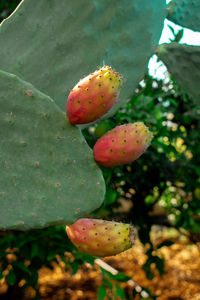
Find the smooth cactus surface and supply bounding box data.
[167,0,200,32]
[66,218,135,257]
[158,43,200,105]
[0,0,166,117]
[67,66,123,124]
[0,70,105,230]
[93,123,153,167]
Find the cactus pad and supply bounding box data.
[0,70,105,230]
[158,43,200,105]
[167,0,200,32]
[0,0,166,115]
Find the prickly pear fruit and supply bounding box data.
[93,122,153,167]
[66,218,135,257]
[66,66,123,124]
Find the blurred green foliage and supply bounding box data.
[83,73,200,279]
[87,74,200,235]
[0,227,95,299]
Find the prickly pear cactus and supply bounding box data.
[167,0,200,32]
[93,123,153,167]
[0,0,166,231]
[158,43,200,105]
[66,218,135,257]
[66,66,123,124]
[0,70,105,230]
[0,0,166,116]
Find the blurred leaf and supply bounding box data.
[6,270,16,285]
[145,195,154,205]
[167,24,175,36]
[77,253,95,266]
[107,272,131,282]
[194,166,200,177]
[31,242,40,259]
[102,278,113,290]
[71,261,79,275]
[154,256,165,276]
[174,29,184,43]
[115,284,125,299]
[94,120,114,139]
[29,266,39,286]
[142,258,154,280]
[0,269,3,280]
[105,187,118,205]
[12,261,30,275]
[47,253,56,261]
[157,240,174,249]
[98,285,107,300]
[168,97,178,107]
[143,267,154,280]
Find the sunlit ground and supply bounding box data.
[1,228,199,300]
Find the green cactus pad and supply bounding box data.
[167,0,200,31]
[0,70,105,230]
[158,43,200,105]
[0,0,166,116]
[167,0,200,32]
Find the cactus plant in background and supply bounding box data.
[167,0,200,32]
[66,218,135,257]
[158,0,200,107]
[157,43,200,106]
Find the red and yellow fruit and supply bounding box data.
[66,218,135,257]
[93,122,153,167]
[66,66,123,124]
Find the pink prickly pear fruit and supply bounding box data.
[93,122,153,167]
[66,218,135,257]
[66,66,123,124]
